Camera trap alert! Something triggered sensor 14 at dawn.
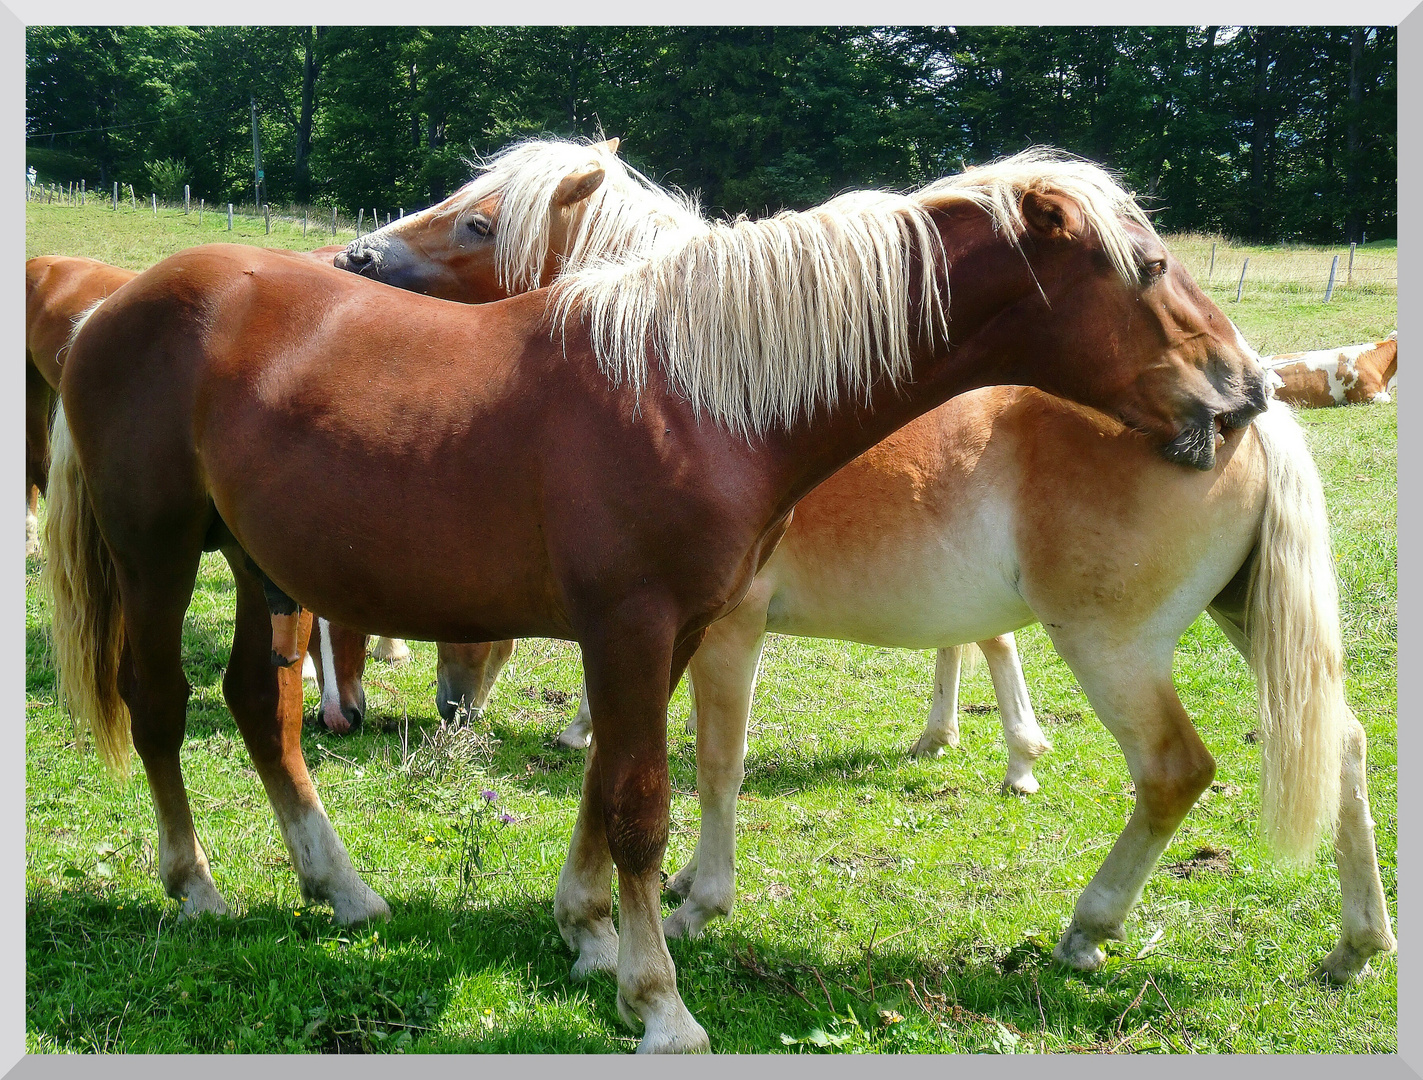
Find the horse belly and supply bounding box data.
[763,493,1030,649]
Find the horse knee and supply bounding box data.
[126,677,191,759]
[602,762,671,874]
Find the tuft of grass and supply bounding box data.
[26,197,1395,1055]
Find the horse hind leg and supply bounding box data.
[978,633,1051,795]
[221,546,388,924]
[1047,636,1215,971]
[910,645,964,756]
[371,636,410,664]
[1314,706,1396,982]
[112,546,228,917]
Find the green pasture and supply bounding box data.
[25,202,1397,1053]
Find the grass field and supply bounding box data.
[24,201,1398,1054]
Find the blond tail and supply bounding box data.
[1240,400,1346,864]
[41,405,131,776]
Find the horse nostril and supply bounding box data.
[345,704,364,730]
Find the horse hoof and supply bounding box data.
[175,881,230,920]
[1001,772,1040,796]
[663,905,712,941]
[908,735,949,758]
[1052,927,1107,972]
[330,884,390,926]
[566,922,619,980]
[556,724,592,750]
[1313,936,1393,984]
[664,866,696,900]
[633,1009,711,1054]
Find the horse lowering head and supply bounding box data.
[919,152,1271,470]
[435,640,516,723]
[308,618,369,735]
[334,137,701,304]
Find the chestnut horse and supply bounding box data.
[47,151,1267,1052]
[1266,331,1397,408]
[324,135,700,712]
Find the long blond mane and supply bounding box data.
[555,148,1155,438]
[455,138,707,294]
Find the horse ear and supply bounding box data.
[552,165,606,208]
[1020,189,1085,241]
[598,137,621,155]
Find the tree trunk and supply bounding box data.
[294,26,324,203]
[1248,28,1272,239]
[1345,28,1364,243]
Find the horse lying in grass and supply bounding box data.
[47,150,1268,1052]
[1265,331,1397,408]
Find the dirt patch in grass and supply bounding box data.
[1163,846,1232,879]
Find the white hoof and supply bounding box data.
[909,732,951,758]
[1313,933,1395,984]
[371,637,410,664]
[1002,771,1040,796]
[564,921,619,979]
[1053,924,1111,971]
[326,882,390,926]
[174,878,230,919]
[627,1000,710,1054]
[556,721,592,749]
[663,901,723,941]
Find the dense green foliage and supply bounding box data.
[26,26,1395,242]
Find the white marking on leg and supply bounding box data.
[274,798,389,924]
[316,617,347,731]
[911,646,962,756]
[981,634,1050,794]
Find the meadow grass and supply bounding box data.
[24,202,1397,1054]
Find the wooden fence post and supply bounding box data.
[303,213,308,239]
[1234,258,1249,303]
[331,207,338,237]
[113,182,118,210]
[228,203,234,231]
[129,184,135,209]
[357,208,364,235]
[264,204,271,234]
[185,185,190,214]
[1347,243,1356,285]
[1324,255,1339,302]
[199,198,204,224]
[398,208,403,219]
[1208,242,1216,284]
[80,179,85,206]
[151,193,157,217]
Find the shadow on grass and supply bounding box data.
[27,882,1211,1055]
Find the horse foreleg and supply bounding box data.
[1315,707,1396,982]
[563,624,708,1053]
[664,587,769,939]
[979,633,1051,795]
[910,645,964,756]
[25,485,40,558]
[115,555,227,917]
[223,550,389,924]
[554,740,619,977]
[1049,642,1214,971]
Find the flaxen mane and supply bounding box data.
[456,138,707,294]
[555,148,1155,439]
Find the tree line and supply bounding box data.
[26,26,1396,243]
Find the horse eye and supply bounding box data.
[467,214,492,237]
[1143,258,1167,281]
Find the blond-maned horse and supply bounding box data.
[325,136,705,705]
[465,381,1395,981]
[350,139,1047,763]
[48,149,1268,1052]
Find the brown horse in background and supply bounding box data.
[47,152,1268,1051]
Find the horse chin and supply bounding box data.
[1160,418,1219,471]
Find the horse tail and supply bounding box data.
[42,404,131,777]
[1216,400,1344,866]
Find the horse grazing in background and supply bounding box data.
[47,150,1268,1052]
[24,248,347,558]
[1266,331,1397,407]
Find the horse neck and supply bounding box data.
[757,216,1033,515]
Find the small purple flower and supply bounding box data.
[480,789,498,804]
[498,813,516,825]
